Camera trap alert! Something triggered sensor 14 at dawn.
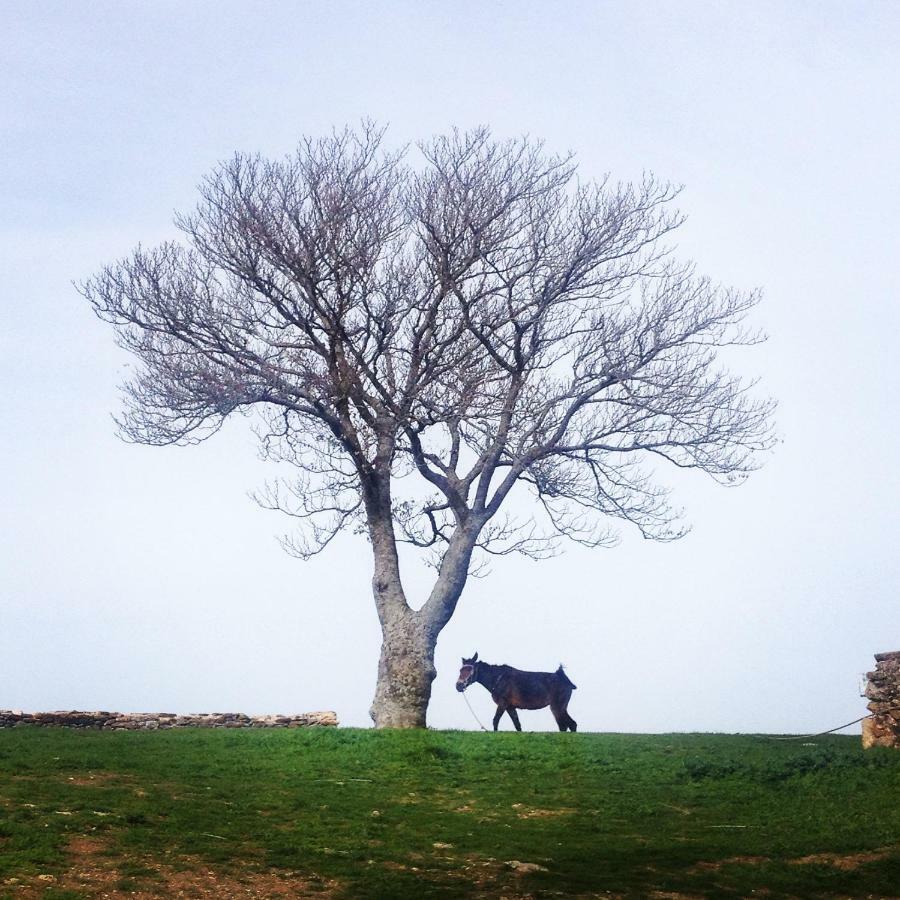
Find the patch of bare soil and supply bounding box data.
[447,852,565,899]
[5,834,340,898]
[510,802,574,820]
[647,893,705,900]
[689,855,770,872]
[5,771,135,789]
[64,772,136,787]
[790,848,894,871]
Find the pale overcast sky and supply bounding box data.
[2,1,899,732]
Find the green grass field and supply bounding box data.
[1,727,899,898]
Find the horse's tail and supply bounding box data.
[556,665,577,690]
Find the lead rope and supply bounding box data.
[767,713,872,741]
[461,690,488,732]
[460,706,895,738]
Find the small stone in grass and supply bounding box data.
[505,860,549,873]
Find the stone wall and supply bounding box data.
[0,710,338,730]
[862,651,900,749]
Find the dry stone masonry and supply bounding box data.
[863,651,900,749]
[0,710,338,730]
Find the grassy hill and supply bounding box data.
[1,727,899,897]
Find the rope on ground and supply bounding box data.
[766,705,900,740]
[766,714,872,741]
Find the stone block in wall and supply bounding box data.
[0,710,339,729]
[863,651,900,749]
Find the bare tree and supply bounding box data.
[81,125,775,727]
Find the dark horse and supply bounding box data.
[456,653,577,732]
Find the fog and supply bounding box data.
[2,1,898,733]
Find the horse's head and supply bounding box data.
[456,653,479,692]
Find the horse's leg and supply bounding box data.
[551,706,567,731]
[550,701,575,732]
[560,698,577,732]
[507,708,522,732]
[492,704,506,731]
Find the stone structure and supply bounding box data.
[862,651,900,749]
[0,710,337,730]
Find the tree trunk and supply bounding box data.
[368,527,477,728]
[369,610,437,728]
[365,477,439,729]
[365,469,478,728]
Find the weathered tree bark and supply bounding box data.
[370,610,437,728]
[369,517,477,728]
[363,468,436,728]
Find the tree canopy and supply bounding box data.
[82,125,775,726]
